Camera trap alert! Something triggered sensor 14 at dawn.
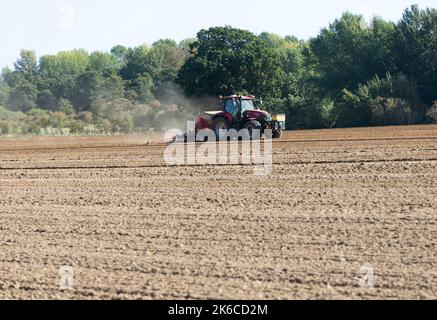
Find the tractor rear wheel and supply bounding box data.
[213,117,231,141]
[244,120,262,140]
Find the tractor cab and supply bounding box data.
[223,95,258,116]
[221,95,265,123]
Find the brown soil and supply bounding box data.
[0,125,436,299]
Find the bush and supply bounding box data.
[136,75,155,103]
[23,121,43,135]
[76,111,93,123]
[0,105,26,120]
[40,127,71,136]
[357,73,420,103]
[111,113,134,133]
[336,89,372,127]
[318,98,337,128]
[370,97,413,126]
[37,89,57,110]
[336,73,427,128]
[68,120,86,134]
[8,87,37,112]
[26,108,51,127]
[0,119,22,135]
[131,104,154,128]
[95,118,112,133]
[0,81,9,106]
[426,102,437,124]
[58,98,75,116]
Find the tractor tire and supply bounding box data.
[213,117,231,141]
[244,120,262,140]
[272,129,283,139]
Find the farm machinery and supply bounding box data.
[176,95,286,142]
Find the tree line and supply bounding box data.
[0,5,436,136]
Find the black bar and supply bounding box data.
[0,300,431,318]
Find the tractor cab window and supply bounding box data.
[241,100,256,111]
[225,99,238,114]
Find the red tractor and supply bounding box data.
[192,95,285,141]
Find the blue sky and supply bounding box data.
[1,0,435,68]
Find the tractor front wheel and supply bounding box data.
[244,120,262,140]
[213,117,231,141]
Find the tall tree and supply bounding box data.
[395,5,437,104]
[152,39,185,84]
[310,13,397,93]
[177,26,282,98]
[14,50,38,76]
[119,45,159,102]
[88,51,119,76]
[120,45,158,82]
[3,52,39,111]
[38,49,89,103]
[110,45,128,69]
[0,70,10,106]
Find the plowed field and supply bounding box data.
[0,125,436,299]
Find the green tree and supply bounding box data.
[6,73,38,112]
[369,97,413,126]
[111,113,134,133]
[0,76,10,106]
[178,38,197,59]
[120,45,159,81]
[135,75,155,103]
[120,45,160,102]
[14,50,38,76]
[336,73,424,127]
[2,51,39,111]
[75,70,103,110]
[58,98,75,116]
[110,45,128,69]
[310,13,397,92]
[177,26,282,98]
[395,5,437,104]
[88,51,119,76]
[77,72,124,107]
[426,102,437,123]
[37,89,57,110]
[259,32,301,49]
[38,49,89,106]
[152,39,185,84]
